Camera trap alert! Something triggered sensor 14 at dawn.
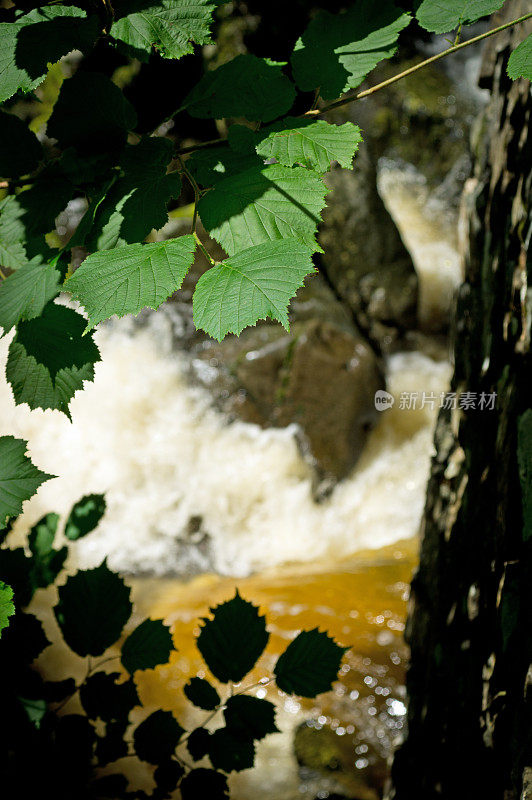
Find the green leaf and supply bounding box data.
[274,628,348,698]
[54,560,132,657]
[187,727,211,760]
[196,590,269,683]
[6,303,101,416]
[0,196,29,270]
[85,138,182,250]
[186,145,261,187]
[64,494,106,541]
[0,436,54,527]
[198,163,328,256]
[193,239,315,340]
[0,261,61,333]
[0,548,34,607]
[255,118,363,173]
[110,0,218,62]
[180,769,228,800]
[80,672,139,721]
[291,0,411,100]
[20,696,47,728]
[223,695,278,741]
[154,760,185,793]
[184,677,220,710]
[47,71,137,155]
[64,235,196,331]
[208,728,255,772]
[121,618,174,674]
[0,6,99,104]
[416,0,506,33]
[182,55,296,122]
[134,710,184,764]
[0,111,42,179]
[5,611,50,663]
[0,581,15,637]
[28,512,67,589]
[507,33,532,81]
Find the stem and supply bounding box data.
[175,138,225,157]
[305,12,532,117]
[177,154,215,264]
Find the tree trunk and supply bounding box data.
[389,4,532,799]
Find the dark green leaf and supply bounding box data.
[0,6,99,104]
[186,145,261,187]
[110,0,217,62]
[196,590,269,683]
[0,261,61,333]
[416,0,505,33]
[48,71,137,155]
[198,163,328,255]
[208,728,255,772]
[0,110,42,178]
[180,768,229,800]
[6,303,101,416]
[182,55,295,122]
[0,436,54,527]
[184,677,220,710]
[274,628,348,697]
[95,718,129,765]
[0,196,30,270]
[255,118,363,172]
[0,547,33,607]
[54,560,132,657]
[41,677,76,702]
[291,0,411,100]
[0,580,15,636]
[223,695,278,741]
[192,239,315,340]
[28,512,67,589]
[121,618,174,674]
[187,727,211,761]
[80,671,139,721]
[85,137,182,250]
[19,696,47,727]
[507,33,532,81]
[65,494,106,541]
[154,760,185,794]
[134,710,184,764]
[65,235,197,331]
[4,611,50,663]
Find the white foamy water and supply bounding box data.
[0,309,450,576]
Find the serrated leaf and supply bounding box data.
[6,303,101,416]
[64,235,196,331]
[64,494,106,541]
[48,71,137,155]
[0,111,42,179]
[0,436,54,527]
[134,710,184,764]
[110,0,217,62]
[255,118,362,172]
[196,590,269,682]
[80,672,139,721]
[121,618,174,674]
[186,145,261,187]
[180,768,228,800]
[154,760,185,793]
[291,0,411,100]
[507,33,532,81]
[223,695,278,741]
[0,581,15,637]
[54,560,132,657]
[193,239,315,340]
[208,728,255,772]
[184,677,220,710]
[28,512,67,589]
[416,0,505,33]
[0,261,61,333]
[187,727,211,760]
[0,196,29,270]
[198,163,328,256]
[182,55,296,122]
[85,138,182,250]
[0,6,99,104]
[274,628,348,698]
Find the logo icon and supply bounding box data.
[374,390,395,411]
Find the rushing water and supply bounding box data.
[0,167,460,798]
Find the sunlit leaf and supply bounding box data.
[0,261,61,333]
[0,436,54,527]
[0,581,15,637]
[255,118,362,173]
[507,33,532,81]
[416,0,506,33]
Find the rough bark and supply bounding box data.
[390,4,532,799]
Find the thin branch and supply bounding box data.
[175,138,226,157]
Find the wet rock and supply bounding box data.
[319,148,418,350]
